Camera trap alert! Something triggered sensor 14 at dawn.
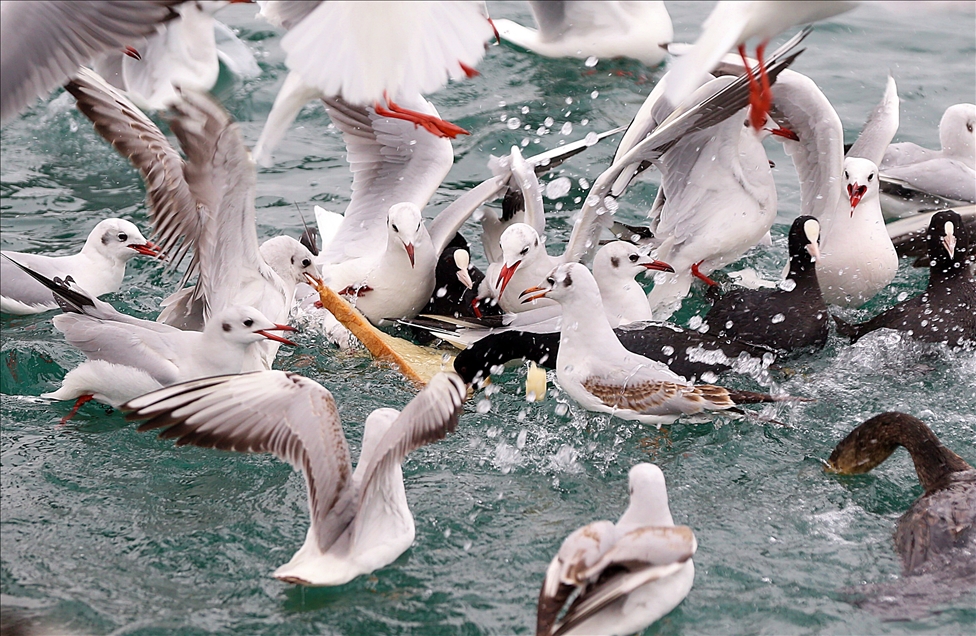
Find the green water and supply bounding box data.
[2,2,975,634]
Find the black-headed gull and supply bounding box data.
[536,463,695,636]
[521,263,778,427]
[253,0,494,163]
[0,0,184,125]
[65,68,319,368]
[1,218,159,315]
[493,1,673,66]
[702,216,829,353]
[881,103,975,204]
[665,0,857,131]
[835,210,975,347]
[124,371,466,586]
[5,259,296,421]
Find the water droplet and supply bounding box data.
[584,132,599,146]
[581,118,589,126]
[584,56,598,67]
[507,117,521,130]
[579,177,590,189]
[500,114,507,122]
[436,286,447,298]
[771,313,785,324]
[777,279,796,292]
[516,429,528,449]
[544,116,555,128]
[444,528,452,538]
[725,321,734,329]
[560,122,573,135]
[897,292,909,301]
[591,90,599,99]
[521,138,530,147]
[546,176,572,199]
[477,399,491,413]
[555,403,569,416]
[521,105,530,114]
[463,541,472,551]
[661,345,674,356]
[688,316,703,329]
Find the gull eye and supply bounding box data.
[629,253,639,262]
[243,319,254,327]
[391,224,399,233]
[868,173,874,182]
[843,171,848,179]
[520,247,529,256]
[546,276,555,285]
[118,232,128,241]
[302,258,311,267]
[222,323,232,332]
[743,119,750,127]
[968,122,973,133]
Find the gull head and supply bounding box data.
[207,305,298,347]
[940,103,975,159]
[753,114,799,142]
[89,218,159,262]
[387,203,425,268]
[519,262,597,306]
[593,241,674,284]
[497,223,542,295]
[842,157,879,216]
[260,236,321,286]
[618,463,675,529]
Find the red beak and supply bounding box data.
[404,243,415,267]
[256,324,298,346]
[770,126,799,141]
[519,285,549,304]
[129,241,161,257]
[642,260,675,273]
[847,183,867,215]
[496,260,521,295]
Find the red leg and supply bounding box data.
[691,261,718,287]
[754,41,771,128]
[374,94,470,139]
[471,296,483,319]
[739,44,766,131]
[60,394,94,426]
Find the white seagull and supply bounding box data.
[520,263,776,427]
[880,103,975,204]
[1,218,159,315]
[253,0,494,165]
[66,68,320,368]
[536,463,696,636]
[493,1,673,67]
[124,371,466,587]
[5,260,296,421]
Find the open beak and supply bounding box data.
[257,324,298,346]
[847,183,867,215]
[519,285,549,304]
[496,260,521,295]
[806,242,821,262]
[129,241,161,257]
[641,259,675,273]
[769,126,799,141]
[943,233,957,259]
[457,268,474,290]
[403,242,415,267]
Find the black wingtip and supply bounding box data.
[1,254,95,314]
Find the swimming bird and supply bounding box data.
[253,0,494,163]
[521,263,778,427]
[664,1,857,131]
[65,68,320,369]
[5,260,295,420]
[881,103,975,204]
[827,412,975,577]
[536,463,696,636]
[0,0,184,125]
[123,371,466,586]
[493,1,673,67]
[835,210,975,347]
[1,218,159,315]
[701,216,829,353]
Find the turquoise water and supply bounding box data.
[2,2,975,634]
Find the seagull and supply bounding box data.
[5,258,296,421]
[835,209,976,347]
[65,68,320,369]
[123,371,466,586]
[493,1,673,67]
[880,103,976,204]
[701,215,829,353]
[252,0,494,164]
[520,263,777,427]
[1,218,159,315]
[0,0,185,125]
[536,463,696,636]
[664,1,857,131]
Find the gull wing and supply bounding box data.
[65,68,201,268]
[320,94,454,263]
[124,371,357,553]
[349,373,466,543]
[0,0,182,124]
[847,75,899,168]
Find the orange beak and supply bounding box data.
[129,241,161,257]
[519,285,549,304]
[256,324,298,346]
[496,260,521,295]
[642,259,675,273]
